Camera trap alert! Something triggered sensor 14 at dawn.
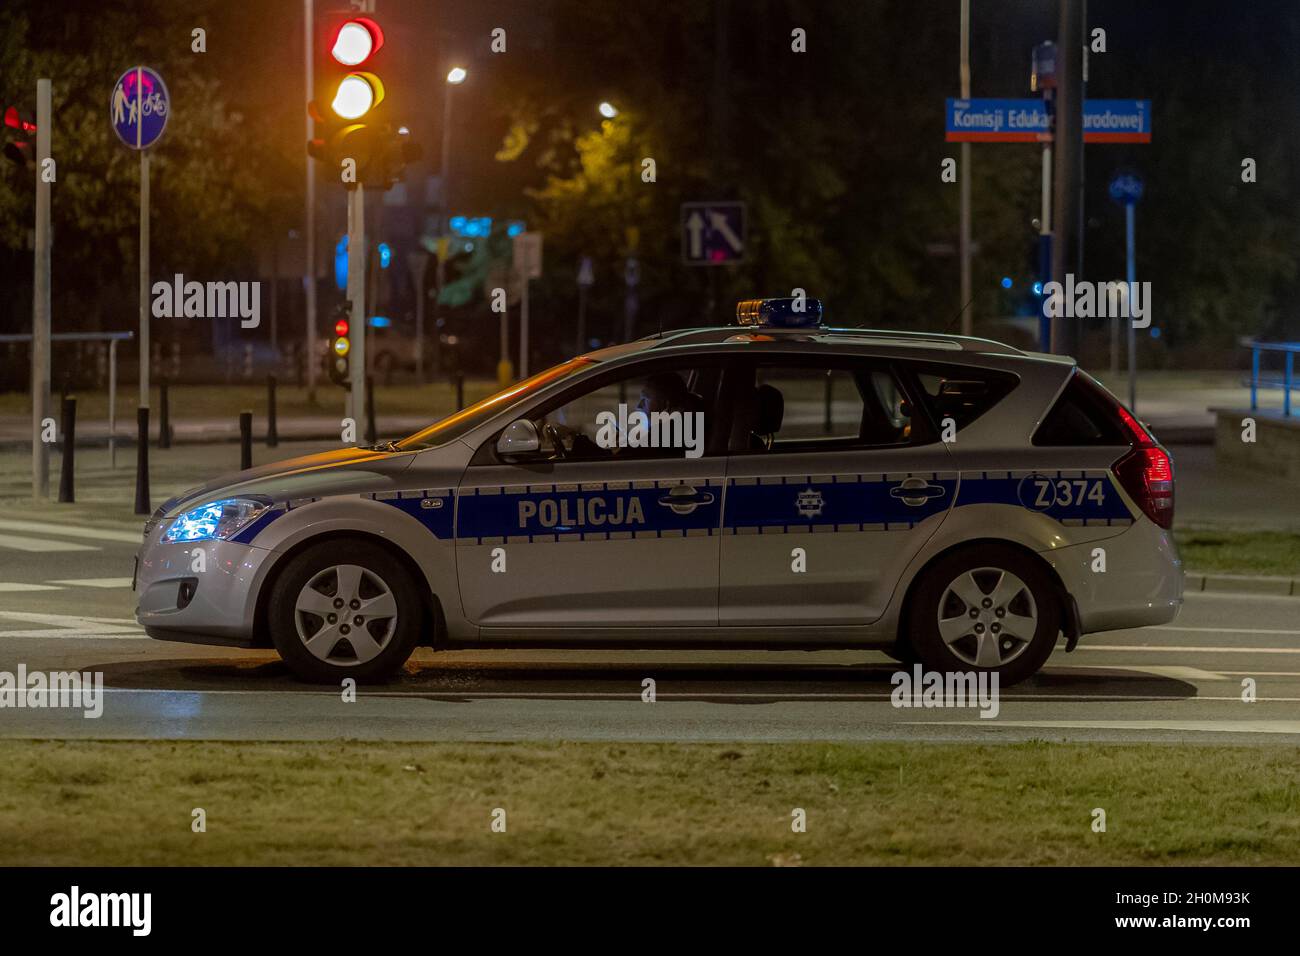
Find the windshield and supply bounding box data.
[395,357,597,451]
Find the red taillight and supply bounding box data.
[1114,444,1174,529]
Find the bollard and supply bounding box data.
[158,376,171,449]
[365,378,377,445]
[58,396,76,503]
[266,374,279,447]
[239,411,253,470]
[134,407,151,515]
[456,373,465,411]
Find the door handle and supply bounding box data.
[657,485,716,514]
[889,478,947,507]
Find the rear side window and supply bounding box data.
[911,366,1018,431]
[1033,371,1129,445]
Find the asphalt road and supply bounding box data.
[0,517,1297,744]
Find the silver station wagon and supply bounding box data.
[135,297,1182,685]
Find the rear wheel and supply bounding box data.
[268,539,422,683]
[906,545,1060,686]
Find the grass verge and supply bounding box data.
[2,739,1298,866]
[1176,528,1300,577]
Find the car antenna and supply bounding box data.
[944,295,976,335]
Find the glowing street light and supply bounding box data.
[598,101,618,119]
[446,66,467,85]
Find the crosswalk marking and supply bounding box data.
[46,577,133,589]
[0,533,97,552]
[0,610,144,639]
[0,518,140,544]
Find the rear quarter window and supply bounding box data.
[1033,371,1129,446]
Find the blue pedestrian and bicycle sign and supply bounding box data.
[681,201,746,265]
[111,66,169,150]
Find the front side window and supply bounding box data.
[396,358,595,451]
[500,360,725,462]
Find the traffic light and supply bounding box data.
[307,14,415,189]
[328,306,352,387]
[3,105,36,169]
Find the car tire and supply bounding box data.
[268,538,422,683]
[906,544,1060,687]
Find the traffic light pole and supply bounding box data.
[31,78,52,500]
[303,0,318,404]
[347,184,367,440]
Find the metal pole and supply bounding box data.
[108,338,118,469]
[520,278,530,379]
[408,253,427,381]
[1051,0,1083,356]
[441,81,453,227]
[959,0,972,336]
[347,184,367,440]
[304,0,318,404]
[139,150,150,406]
[1125,202,1136,412]
[31,78,52,500]
[576,284,587,357]
[1039,143,1053,352]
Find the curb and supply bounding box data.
[1184,571,1299,597]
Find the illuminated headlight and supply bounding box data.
[162,498,270,543]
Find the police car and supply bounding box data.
[135,297,1181,685]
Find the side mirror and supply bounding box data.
[496,418,540,458]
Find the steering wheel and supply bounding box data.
[543,423,570,460]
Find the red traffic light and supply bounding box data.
[334,318,350,337]
[330,18,383,66]
[3,106,36,134]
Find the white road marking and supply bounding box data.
[916,719,1300,734]
[0,534,96,553]
[0,583,62,592]
[0,519,140,543]
[0,611,143,638]
[1150,625,1300,636]
[46,578,133,589]
[1052,664,1229,680]
[1070,644,1300,654]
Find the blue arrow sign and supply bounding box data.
[111,67,169,150]
[681,202,746,265]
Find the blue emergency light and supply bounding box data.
[735,297,824,328]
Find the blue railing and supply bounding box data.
[1243,338,1299,418]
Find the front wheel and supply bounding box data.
[268,539,422,683]
[905,545,1060,687]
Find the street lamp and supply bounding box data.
[598,101,618,119]
[433,66,468,383]
[441,67,467,222]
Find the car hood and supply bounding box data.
[156,446,416,518]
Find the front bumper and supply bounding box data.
[134,535,276,643]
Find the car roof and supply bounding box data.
[589,325,1076,368]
